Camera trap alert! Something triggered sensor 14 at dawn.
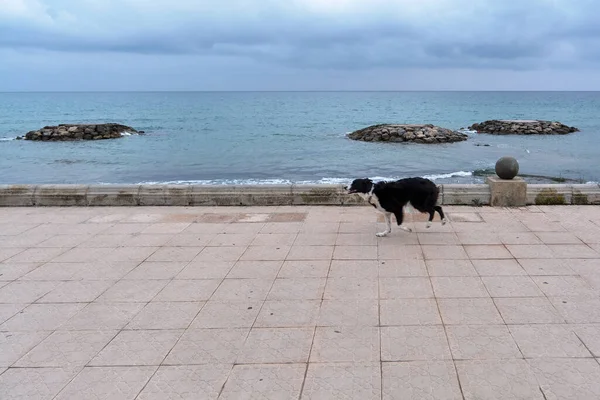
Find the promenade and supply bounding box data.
[1,205,600,399]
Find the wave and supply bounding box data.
[133,171,474,185]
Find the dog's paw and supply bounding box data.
[399,226,413,233]
[426,221,432,229]
[441,218,448,225]
[376,231,389,237]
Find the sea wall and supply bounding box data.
[1,183,599,207]
[469,120,578,135]
[347,124,468,143]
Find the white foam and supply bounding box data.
[423,171,473,180]
[0,137,17,141]
[120,131,133,136]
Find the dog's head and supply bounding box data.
[344,178,373,194]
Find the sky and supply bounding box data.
[1,0,599,91]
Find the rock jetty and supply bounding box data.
[469,120,578,135]
[347,124,468,144]
[19,123,140,141]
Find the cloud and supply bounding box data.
[1,0,599,72]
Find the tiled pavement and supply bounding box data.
[1,205,600,399]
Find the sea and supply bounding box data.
[1,91,599,185]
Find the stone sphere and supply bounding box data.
[495,156,519,180]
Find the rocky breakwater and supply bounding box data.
[19,123,141,141]
[469,120,578,135]
[347,124,468,144]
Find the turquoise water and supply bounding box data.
[1,92,598,184]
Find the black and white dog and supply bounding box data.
[345,177,447,237]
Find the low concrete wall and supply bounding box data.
[0,183,599,207]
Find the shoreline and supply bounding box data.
[1,182,599,207]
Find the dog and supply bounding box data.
[345,177,447,237]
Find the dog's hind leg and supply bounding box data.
[394,209,412,233]
[426,210,435,228]
[376,212,392,237]
[434,206,447,225]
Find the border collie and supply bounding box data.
[345,177,447,237]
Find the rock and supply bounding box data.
[347,124,468,144]
[469,120,578,135]
[495,156,520,180]
[23,123,139,141]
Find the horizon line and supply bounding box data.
[1,90,600,93]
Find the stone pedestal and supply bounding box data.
[487,176,527,207]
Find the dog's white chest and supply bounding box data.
[359,192,386,213]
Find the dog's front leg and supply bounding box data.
[376,212,392,237]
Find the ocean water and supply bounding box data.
[1,91,599,185]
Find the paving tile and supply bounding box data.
[0,331,49,366]
[194,246,247,262]
[54,366,156,400]
[0,263,43,280]
[456,231,502,245]
[378,259,428,277]
[482,276,543,297]
[455,359,543,400]
[190,301,261,329]
[251,233,297,246]
[509,324,591,358]
[506,244,553,259]
[0,367,80,400]
[165,328,248,365]
[97,280,169,302]
[211,279,273,301]
[550,297,600,323]
[19,262,83,281]
[380,299,442,326]
[176,260,234,279]
[332,245,377,260]
[1,303,85,331]
[15,331,116,367]
[90,330,182,366]
[381,326,451,361]
[227,260,283,279]
[426,259,478,276]
[123,261,188,280]
[255,300,320,328]
[498,231,542,245]
[324,277,378,299]
[532,275,597,297]
[378,245,423,260]
[123,234,175,247]
[494,297,565,324]
[219,364,305,400]
[239,245,291,261]
[336,233,377,246]
[328,260,378,278]
[517,258,576,275]
[311,327,380,362]
[447,325,521,360]
[382,361,462,400]
[278,260,330,278]
[465,245,513,259]
[301,222,339,233]
[70,261,140,281]
[0,303,27,325]
[379,277,433,299]
[431,277,489,298]
[438,298,504,325]
[418,233,459,245]
[548,244,600,259]
[6,247,67,263]
[294,233,337,246]
[267,278,326,300]
[146,247,201,262]
[529,358,600,400]
[126,302,203,330]
[471,259,526,276]
[572,324,600,357]
[60,303,145,331]
[237,327,313,363]
[317,299,379,327]
[137,365,231,400]
[153,279,221,302]
[288,245,335,260]
[422,245,468,260]
[165,233,215,247]
[208,233,256,247]
[303,362,381,400]
[38,281,115,303]
[536,231,584,244]
[0,281,62,303]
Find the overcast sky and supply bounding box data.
[1,0,599,91]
